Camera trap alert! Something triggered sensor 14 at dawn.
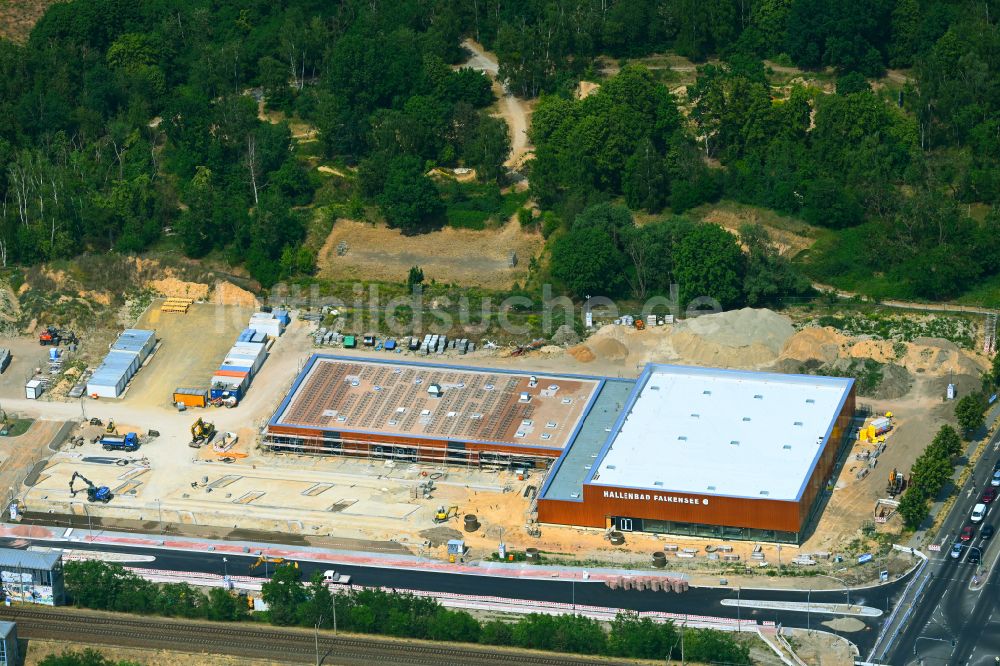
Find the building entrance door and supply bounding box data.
[615,517,634,532]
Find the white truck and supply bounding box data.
[323,570,351,585]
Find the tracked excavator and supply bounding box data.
[70,471,112,503]
[189,418,216,447]
[433,505,458,523]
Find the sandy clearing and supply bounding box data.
[316,217,543,290]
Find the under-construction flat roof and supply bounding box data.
[590,365,853,501]
[270,355,601,450]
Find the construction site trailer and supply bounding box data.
[86,350,138,398]
[110,329,156,362]
[228,341,266,372]
[25,379,44,400]
[211,374,247,399]
[248,312,283,338]
[173,388,208,408]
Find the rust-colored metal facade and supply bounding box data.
[536,385,856,537]
[265,423,559,467]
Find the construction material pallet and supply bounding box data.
[160,297,194,314]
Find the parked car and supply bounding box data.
[982,524,995,540]
[961,525,976,541]
[972,503,987,523]
[950,542,964,559]
[983,487,998,504]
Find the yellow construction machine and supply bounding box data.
[433,505,458,523]
[189,418,216,447]
[249,554,298,571]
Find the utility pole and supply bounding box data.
[807,588,811,633]
[680,614,687,666]
[314,616,322,666]
[737,586,741,632]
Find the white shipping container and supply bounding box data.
[25,379,44,400]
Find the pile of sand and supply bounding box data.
[780,327,846,365]
[567,344,596,362]
[150,278,209,300]
[590,335,629,361]
[670,308,795,368]
[213,281,258,308]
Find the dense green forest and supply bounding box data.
[1,0,999,302]
[0,0,506,286]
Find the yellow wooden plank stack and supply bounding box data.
[160,297,194,314]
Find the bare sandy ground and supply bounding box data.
[316,217,543,290]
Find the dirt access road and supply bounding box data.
[462,40,532,169]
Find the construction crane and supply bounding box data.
[433,505,458,523]
[69,471,112,503]
[190,418,216,447]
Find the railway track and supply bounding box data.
[0,606,633,666]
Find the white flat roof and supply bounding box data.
[591,365,853,501]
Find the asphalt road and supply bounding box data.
[0,534,905,655]
[881,435,1000,666]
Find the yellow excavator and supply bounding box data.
[434,505,458,523]
[189,418,216,447]
[249,554,297,571]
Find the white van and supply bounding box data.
[971,503,987,523]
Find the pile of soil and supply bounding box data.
[149,278,210,300]
[213,281,258,308]
[590,336,629,361]
[872,363,912,400]
[567,345,596,362]
[780,327,845,365]
[671,308,795,368]
[419,526,463,547]
[551,324,580,346]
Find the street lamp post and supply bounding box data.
[314,617,322,666]
[736,586,741,632]
[806,588,811,633]
[815,573,851,609]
